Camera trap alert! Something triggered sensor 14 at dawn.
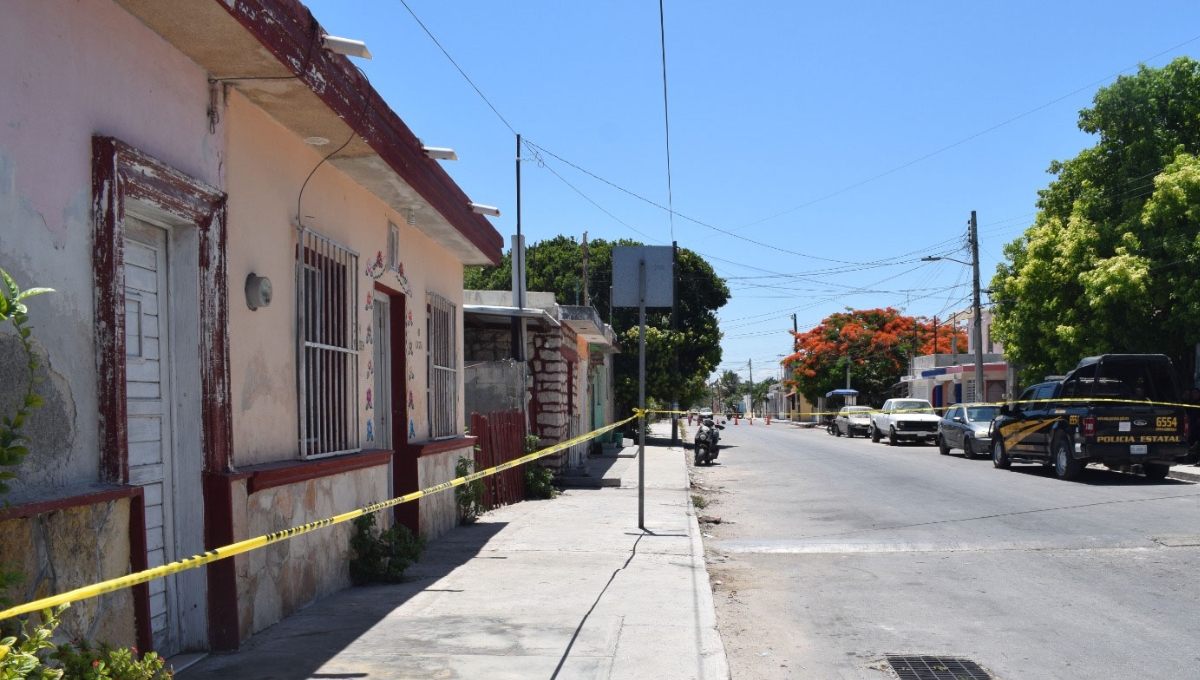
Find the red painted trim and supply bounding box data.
[127,490,153,655]
[399,436,478,459]
[92,136,232,479]
[92,137,127,484]
[0,485,141,521]
[374,280,401,296]
[380,290,417,532]
[93,136,233,653]
[216,0,503,265]
[202,473,239,651]
[244,450,393,495]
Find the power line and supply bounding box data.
[735,32,1200,231]
[396,0,517,136]
[657,0,675,242]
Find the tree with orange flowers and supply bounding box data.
[782,308,967,407]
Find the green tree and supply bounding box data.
[465,236,729,416]
[749,377,778,413]
[991,57,1200,381]
[715,369,743,412]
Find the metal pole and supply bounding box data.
[748,358,754,417]
[516,133,524,312]
[671,241,679,444]
[638,259,646,530]
[971,210,984,404]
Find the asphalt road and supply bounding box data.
[692,420,1200,680]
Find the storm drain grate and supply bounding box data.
[886,655,992,680]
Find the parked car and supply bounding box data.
[991,354,1189,481]
[937,403,999,457]
[835,406,873,437]
[871,398,941,445]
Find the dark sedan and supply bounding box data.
[937,403,999,458]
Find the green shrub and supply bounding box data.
[0,604,170,679]
[524,464,557,500]
[523,435,540,455]
[454,456,486,524]
[348,513,425,585]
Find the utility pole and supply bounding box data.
[970,210,984,404]
[748,359,755,417]
[670,241,679,444]
[791,313,798,420]
[582,232,589,307]
[933,315,938,354]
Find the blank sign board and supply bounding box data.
[612,246,674,308]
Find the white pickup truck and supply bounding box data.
[870,398,942,446]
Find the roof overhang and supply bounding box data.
[114,0,503,265]
[557,305,618,349]
[463,305,559,329]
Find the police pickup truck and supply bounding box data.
[990,354,1190,481]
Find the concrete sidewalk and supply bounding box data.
[183,422,728,679]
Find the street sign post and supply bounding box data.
[612,246,674,529]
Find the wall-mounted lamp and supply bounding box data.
[469,203,501,217]
[422,146,458,161]
[322,35,373,60]
[245,273,273,310]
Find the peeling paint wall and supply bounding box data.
[223,90,466,464]
[0,0,222,494]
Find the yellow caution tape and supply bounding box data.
[647,396,1200,420]
[0,414,641,621]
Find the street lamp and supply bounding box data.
[922,211,983,404]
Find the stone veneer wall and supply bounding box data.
[0,498,135,646]
[233,465,387,638]
[417,446,472,540]
[465,328,513,362]
[529,328,571,471]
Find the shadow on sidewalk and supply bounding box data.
[181,521,508,679]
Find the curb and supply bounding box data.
[680,448,733,680]
[1169,466,1200,483]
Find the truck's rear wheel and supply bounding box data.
[1144,462,1170,480]
[871,425,881,443]
[992,438,1010,469]
[1053,434,1084,481]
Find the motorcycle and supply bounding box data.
[825,415,838,436]
[694,418,725,466]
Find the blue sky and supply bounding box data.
[308,0,1200,383]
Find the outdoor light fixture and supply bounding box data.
[321,35,372,59]
[422,146,458,161]
[470,203,501,217]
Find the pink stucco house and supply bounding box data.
[0,0,502,659]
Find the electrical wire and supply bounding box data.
[657,0,675,242]
[396,0,517,136]
[734,33,1200,231]
[297,66,374,222]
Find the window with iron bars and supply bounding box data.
[296,230,360,458]
[427,293,458,440]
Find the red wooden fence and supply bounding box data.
[470,410,527,510]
